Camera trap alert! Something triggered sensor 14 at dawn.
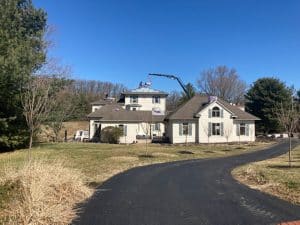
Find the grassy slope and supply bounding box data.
[232,144,300,205]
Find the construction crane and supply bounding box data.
[148,73,190,98]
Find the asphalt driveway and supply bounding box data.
[73,140,300,225]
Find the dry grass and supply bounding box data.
[232,144,300,205]
[0,141,273,224]
[0,160,92,225]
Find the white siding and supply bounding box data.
[169,101,256,144]
[124,95,166,114]
[169,121,196,144]
[197,102,255,143]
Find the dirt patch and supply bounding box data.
[203,150,215,153]
[138,154,155,158]
[178,150,194,154]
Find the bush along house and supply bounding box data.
[87,83,259,144]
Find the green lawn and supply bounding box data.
[0,142,271,187]
[232,144,300,205]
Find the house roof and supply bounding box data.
[166,95,259,121]
[216,99,260,120]
[87,104,165,122]
[91,99,115,105]
[122,87,168,96]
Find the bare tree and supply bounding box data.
[224,123,233,144]
[276,101,299,167]
[166,91,181,111]
[21,76,54,151]
[22,56,71,149]
[140,121,152,156]
[47,87,76,142]
[201,121,211,144]
[197,65,247,104]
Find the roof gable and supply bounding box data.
[195,100,235,117]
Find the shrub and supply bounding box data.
[101,126,123,144]
[0,160,92,225]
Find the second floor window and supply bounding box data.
[130,96,138,103]
[212,107,220,117]
[152,96,160,104]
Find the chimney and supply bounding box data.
[209,96,218,103]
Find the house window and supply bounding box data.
[212,123,220,135]
[212,107,220,117]
[179,123,192,136]
[152,96,160,104]
[153,123,160,131]
[240,123,246,135]
[130,96,138,103]
[119,124,127,136]
[183,123,189,135]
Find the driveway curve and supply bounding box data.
[73,140,300,225]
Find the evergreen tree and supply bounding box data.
[245,77,293,134]
[0,0,47,151]
[179,83,196,104]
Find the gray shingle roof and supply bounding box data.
[87,104,165,122]
[217,99,260,120]
[166,95,259,121]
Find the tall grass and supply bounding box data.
[0,160,92,225]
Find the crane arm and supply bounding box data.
[148,73,190,98]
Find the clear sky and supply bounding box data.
[33,0,300,92]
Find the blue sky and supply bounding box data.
[33,0,300,92]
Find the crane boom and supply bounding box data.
[148,73,190,98]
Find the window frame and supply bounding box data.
[182,123,189,135]
[130,96,138,103]
[212,123,221,135]
[239,123,246,136]
[118,124,127,136]
[153,123,160,131]
[153,96,160,104]
[212,106,220,117]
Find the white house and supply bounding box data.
[166,95,259,144]
[87,83,168,144]
[87,83,259,144]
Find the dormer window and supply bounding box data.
[130,96,138,103]
[152,96,160,104]
[212,107,220,117]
